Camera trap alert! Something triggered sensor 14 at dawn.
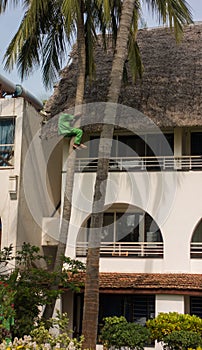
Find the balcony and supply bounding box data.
[76,241,164,258]
[75,155,202,172]
[190,243,202,258]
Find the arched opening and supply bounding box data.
[190,219,202,258]
[76,204,163,258]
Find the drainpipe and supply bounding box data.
[0,73,43,111]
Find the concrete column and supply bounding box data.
[156,294,184,315]
[174,127,183,157]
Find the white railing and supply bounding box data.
[75,156,202,172]
[76,242,164,258]
[0,144,14,168]
[190,243,202,258]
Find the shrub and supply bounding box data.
[0,312,83,350]
[0,243,85,340]
[100,316,150,350]
[147,312,202,343]
[163,330,202,350]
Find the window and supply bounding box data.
[98,294,155,329]
[76,207,163,258]
[73,293,155,338]
[86,211,162,244]
[0,118,15,167]
[190,219,202,258]
[190,296,202,318]
[146,133,174,156]
[89,133,174,158]
[191,132,202,155]
[117,135,145,157]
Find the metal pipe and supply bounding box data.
[0,73,43,111]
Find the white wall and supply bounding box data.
[156,294,184,314]
[16,99,53,248]
[154,295,185,350]
[0,98,24,249]
[65,171,202,274]
[0,97,56,253]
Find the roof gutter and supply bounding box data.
[0,73,43,111]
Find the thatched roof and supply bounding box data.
[45,23,202,130]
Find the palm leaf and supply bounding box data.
[0,0,22,13]
[3,0,68,87]
[143,0,193,40]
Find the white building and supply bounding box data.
[42,23,202,340]
[0,81,57,262]
[1,23,202,345]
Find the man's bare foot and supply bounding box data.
[73,144,80,150]
[79,144,87,149]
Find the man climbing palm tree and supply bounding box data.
[58,112,87,149]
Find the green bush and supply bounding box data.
[100,316,150,350]
[147,312,202,343]
[0,313,83,350]
[163,330,202,350]
[0,243,85,340]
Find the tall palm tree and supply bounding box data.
[0,0,192,345]
[0,0,87,321]
[42,0,87,320]
[82,0,193,349]
[41,0,123,320]
[0,0,122,319]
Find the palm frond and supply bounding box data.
[96,0,111,23]
[3,0,67,87]
[3,8,42,72]
[16,35,41,80]
[41,2,68,87]
[128,35,144,82]
[166,0,193,41]
[126,1,143,82]
[0,0,23,13]
[62,0,80,39]
[41,35,62,88]
[143,0,193,41]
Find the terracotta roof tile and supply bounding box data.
[71,273,202,293]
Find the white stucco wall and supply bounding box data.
[154,295,185,350]
[0,98,24,248]
[0,97,58,252]
[156,294,184,314]
[65,170,202,274]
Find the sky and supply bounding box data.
[0,0,201,103]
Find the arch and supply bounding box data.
[190,218,202,258]
[76,203,163,258]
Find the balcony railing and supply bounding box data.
[190,243,202,258]
[0,144,14,168]
[75,156,202,172]
[76,242,164,258]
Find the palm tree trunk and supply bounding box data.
[42,1,86,320]
[82,0,136,349]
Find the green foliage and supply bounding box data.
[163,330,202,350]
[0,312,83,349]
[0,243,85,340]
[147,312,202,343]
[100,316,150,350]
[30,312,83,348]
